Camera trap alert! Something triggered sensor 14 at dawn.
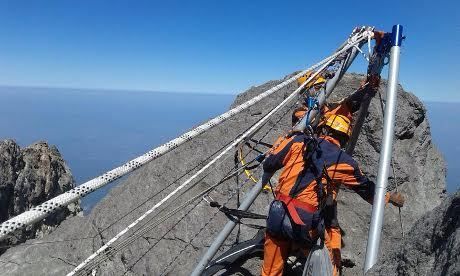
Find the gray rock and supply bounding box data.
[0,140,80,249]
[369,191,459,276]
[0,73,447,275]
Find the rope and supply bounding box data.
[377,90,405,238]
[0,132,237,251]
[79,154,260,275]
[74,124,280,275]
[159,179,245,276]
[0,56,331,241]
[76,75,306,275]
[68,29,373,275]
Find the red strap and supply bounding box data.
[276,194,318,226]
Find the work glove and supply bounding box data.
[388,192,405,207]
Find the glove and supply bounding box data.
[388,192,405,207]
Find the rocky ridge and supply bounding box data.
[0,140,80,250]
[0,73,448,275]
[370,191,459,276]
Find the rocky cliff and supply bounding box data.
[0,140,80,250]
[0,73,448,275]
[370,191,459,276]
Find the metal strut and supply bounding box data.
[191,28,369,275]
[363,24,404,273]
[0,52,333,242]
[69,29,372,276]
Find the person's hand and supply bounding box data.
[389,192,405,207]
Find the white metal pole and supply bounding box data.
[364,24,403,273]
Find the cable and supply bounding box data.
[0,136,235,251]
[69,30,374,276]
[76,128,271,275]
[378,90,404,238]
[79,90,296,275]
[1,46,337,241]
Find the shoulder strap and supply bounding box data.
[289,137,325,203]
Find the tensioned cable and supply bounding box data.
[151,98,296,264]
[76,117,276,274]
[124,174,254,275]
[0,47,337,241]
[69,31,373,276]
[377,90,404,238]
[78,159,259,275]
[78,109,286,275]
[80,99,295,275]
[0,139,235,251]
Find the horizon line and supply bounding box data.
[1,83,459,104]
[0,83,237,96]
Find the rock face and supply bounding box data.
[0,140,79,248]
[0,73,448,275]
[370,191,459,276]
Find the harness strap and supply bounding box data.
[277,193,318,226]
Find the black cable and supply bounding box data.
[378,90,404,238]
[77,85,304,274]
[113,93,299,274]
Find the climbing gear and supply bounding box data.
[320,114,352,137]
[265,136,330,247]
[292,106,308,126]
[208,200,266,230]
[202,230,265,276]
[302,240,334,276]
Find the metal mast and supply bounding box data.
[191,29,367,275]
[364,24,404,273]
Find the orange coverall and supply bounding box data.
[261,103,377,276]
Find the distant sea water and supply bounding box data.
[425,102,460,194]
[0,86,234,211]
[0,86,457,213]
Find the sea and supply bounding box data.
[0,86,457,212]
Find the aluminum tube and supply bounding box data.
[191,40,367,276]
[293,45,361,132]
[363,25,403,273]
[190,181,263,276]
[345,93,372,154]
[70,38,365,275]
[0,31,372,242]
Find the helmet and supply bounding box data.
[297,74,327,88]
[297,72,313,86]
[320,114,352,137]
[313,77,326,86]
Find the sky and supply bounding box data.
[0,0,458,101]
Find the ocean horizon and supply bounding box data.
[1,86,457,212]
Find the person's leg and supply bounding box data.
[325,227,342,276]
[261,233,290,276]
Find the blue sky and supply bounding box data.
[0,0,458,101]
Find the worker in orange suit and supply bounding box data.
[261,75,404,276]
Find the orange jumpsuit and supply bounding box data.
[262,90,382,276]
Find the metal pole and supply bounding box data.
[192,35,368,276]
[364,24,403,273]
[293,43,363,132]
[191,181,263,276]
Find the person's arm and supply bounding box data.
[327,162,404,206]
[326,162,375,203]
[263,137,293,173]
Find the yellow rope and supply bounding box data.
[238,144,272,192]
